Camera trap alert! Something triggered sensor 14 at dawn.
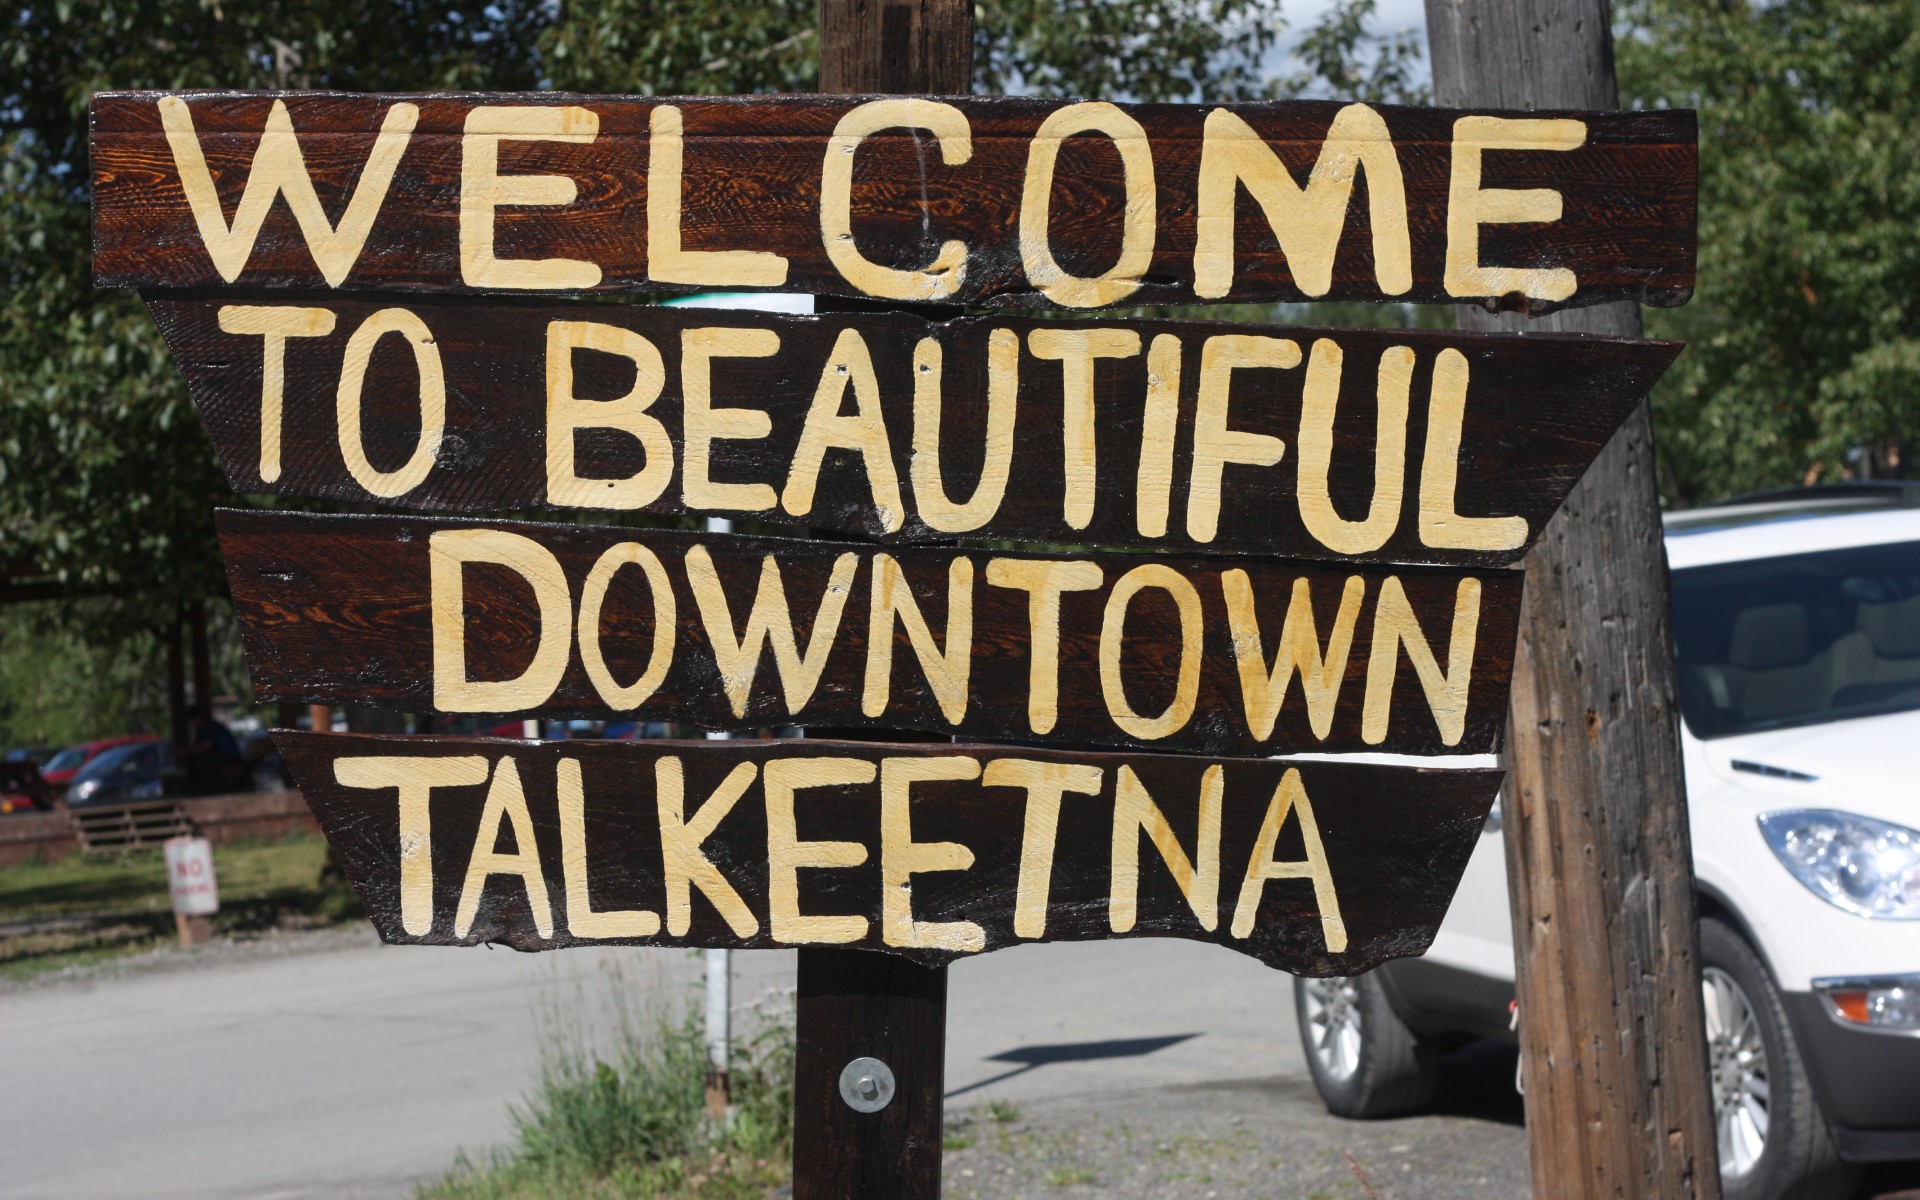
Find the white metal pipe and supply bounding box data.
[702,515,733,1087]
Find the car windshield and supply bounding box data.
[72,743,150,782]
[43,747,88,773]
[1673,539,1920,738]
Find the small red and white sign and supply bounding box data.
[164,837,219,917]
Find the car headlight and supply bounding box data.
[1813,975,1920,1032]
[1758,810,1920,920]
[69,779,100,802]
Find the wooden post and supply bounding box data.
[791,4,970,1198]
[188,597,212,711]
[794,949,949,1199]
[1423,3,1721,1197]
[166,609,188,750]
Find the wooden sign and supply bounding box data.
[274,730,1503,975]
[151,298,1676,566]
[221,509,1522,757]
[93,93,1696,313]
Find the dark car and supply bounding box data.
[40,735,163,790]
[64,740,182,808]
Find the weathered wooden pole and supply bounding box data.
[1423,3,1721,1197]
[791,4,971,1198]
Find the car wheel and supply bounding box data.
[1699,918,1859,1200]
[1293,972,1439,1118]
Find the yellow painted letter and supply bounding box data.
[460,105,602,289]
[336,307,445,499]
[1020,103,1155,307]
[1194,105,1410,299]
[657,757,760,936]
[161,97,416,286]
[1231,768,1345,951]
[1418,348,1527,550]
[1362,576,1481,746]
[1223,573,1364,741]
[686,547,857,718]
[558,758,661,938]
[546,321,672,510]
[454,758,554,939]
[1109,765,1222,932]
[863,554,974,724]
[577,542,676,710]
[1187,335,1298,542]
[1135,334,1183,538]
[1296,340,1412,556]
[880,756,985,952]
[429,529,574,712]
[911,331,1018,533]
[681,327,780,512]
[782,328,903,531]
[983,758,1103,938]
[984,558,1103,735]
[333,755,489,936]
[764,757,874,944]
[1100,564,1203,740]
[1028,328,1142,529]
[216,305,336,484]
[822,100,972,300]
[647,106,788,286]
[1445,116,1587,303]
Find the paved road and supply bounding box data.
[8,928,1915,1200]
[2,930,1325,1199]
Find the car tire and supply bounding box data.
[1698,918,1859,1200]
[1293,971,1439,1119]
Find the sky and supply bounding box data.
[1271,0,1432,93]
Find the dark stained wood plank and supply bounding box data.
[152,298,1677,568]
[221,510,1523,757]
[93,92,1695,313]
[273,730,1503,976]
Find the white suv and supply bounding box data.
[1294,485,1920,1200]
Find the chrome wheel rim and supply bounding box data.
[1303,976,1365,1082]
[1703,966,1771,1179]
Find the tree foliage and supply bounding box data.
[1,1,547,633]
[1619,0,1920,504]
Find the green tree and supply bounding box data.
[0,606,163,747]
[1618,0,1920,504]
[1,1,546,632]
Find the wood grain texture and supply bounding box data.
[219,509,1524,756]
[273,730,1502,975]
[93,92,1695,313]
[793,949,946,1200]
[1427,1,1721,1197]
[152,297,1674,567]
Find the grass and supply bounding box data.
[418,968,796,1200]
[0,832,361,981]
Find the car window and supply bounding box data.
[73,745,141,782]
[44,747,87,773]
[1673,539,1920,737]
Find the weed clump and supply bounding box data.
[421,969,794,1200]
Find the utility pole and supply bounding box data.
[790,5,972,1198]
[1423,3,1721,1197]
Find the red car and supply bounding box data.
[40,735,163,790]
